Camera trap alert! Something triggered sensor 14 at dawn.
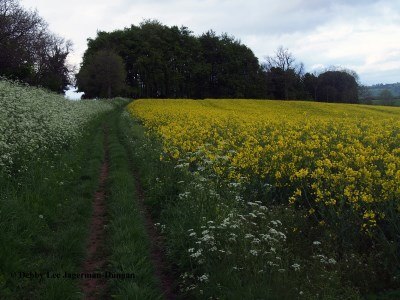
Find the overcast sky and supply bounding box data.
[22,0,400,86]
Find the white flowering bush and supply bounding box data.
[167,167,299,296]
[182,207,290,288]
[0,79,113,176]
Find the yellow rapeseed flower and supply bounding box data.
[127,99,400,230]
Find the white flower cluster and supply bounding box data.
[181,144,246,189]
[160,142,306,294]
[0,80,113,176]
[185,198,290,282]
[313,254,337,265]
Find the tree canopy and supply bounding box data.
[315,71,359,103]
[77,20,266,99]
[0,0,361,103]
[0,0,72,93]
[76,50,126,99]
[77,20,359,103]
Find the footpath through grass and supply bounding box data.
[1,101,164,299]
[0,108,107,299]
[106,108,164,299]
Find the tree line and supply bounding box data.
[77,21,265,99]
[0,1,359,103]
[0,0,72,93]
[77,20,359,103]
[264,48,359,103]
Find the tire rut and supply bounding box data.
[81,125,110,300]
[120,127,177,299]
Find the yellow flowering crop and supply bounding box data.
[127,99,400,230]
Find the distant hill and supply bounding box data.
[367,83,400,97]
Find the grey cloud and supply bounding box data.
[20,0,400,84]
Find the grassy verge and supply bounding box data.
[105,109,163,299]
[0,111,107,299]
[1,99,167,299]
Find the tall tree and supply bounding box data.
[263,47,304,100]
[77,20,266,99]
[316,70,359,103]
[0,0,72,93]
[76,50,126,98]
[303,72,319,101]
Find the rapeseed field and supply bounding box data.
[128,99,400,230]
[127,99,400,298]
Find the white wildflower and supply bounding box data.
[235,195,243,202]
[250,250,258,256]
[190,249,203,258]
[291,263,301,271]
[328,258,337,265]
[198,274,209,282]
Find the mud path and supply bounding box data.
[131,165,177,299]
[81,125,109,300]
[80,120,176,299]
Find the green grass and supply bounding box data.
[0,99,164,299]
[105,109,163,299]
[0,112,106,299]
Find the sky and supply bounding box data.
[21,0,400,97]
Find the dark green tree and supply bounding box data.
[77,20,266,99]
[0,0,72,93]
[263,47,304,100]
[303,72,318,100]
[316,71,359,103]
[76,50,126,98]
